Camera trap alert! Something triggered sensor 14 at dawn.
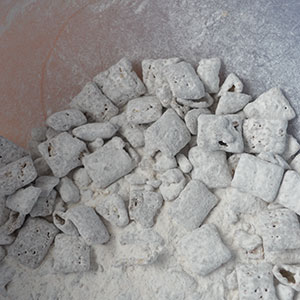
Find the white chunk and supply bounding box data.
[184,108,211,135]
[273,264,300,292]
[57,177,80,204]
[196,57,221,93]
[153,152,177,173]
[282,134,300,161]
[276,284,295,300]
[176,93,214,108]
[88,137,104,152]
[176,153,192,173]
[197,114,244,153]
[46,127,59,140]
[53,210,79,236]
[0,196,9,226]
[73,168,91,190]
[30,189,57,217]
[231,153,284,203]
[243,118,287,154]
[34,176,59,198]
[216,92,251,115]
[93,57,146,107]
[234,229,262,252]
[244,87,296,120]
[217,73,243,97]
[177,224,231,276]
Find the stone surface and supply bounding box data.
[176,153,192,173]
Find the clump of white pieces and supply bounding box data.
[0,56,299,300]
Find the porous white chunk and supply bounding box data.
[273,264,300,292]
[128,190,163,228]
[282,134,300,161]
[70,82,119,122]
[6,186,41,214]
[8,217,59,269]
[255,208,300,252]
[234,230,262,252]
[163,61,205,100]
[244,87,296,120]
[38,132,87,178]
[126,96,162,124]
[231,153,284,203]
[276,170,300,214]
[276,284,295,300]
[170,180,218,230]
[31,126,47,142]
[177,224,231,276]
[216,92,251,115]
[243,118,287,154]
[159,168,186,201]
[196,57,221,93]
[88,137,104,152]
[72,122,118,142]
[176,153,192,173]
[197,114,244,153]
[93,57,146,107]
[0,156,37,196]
[236,263,278,300]
[57,177,80,204]
[184,108,211,135]
[53,234,90,274]
[217,73,243,96]
[189,146,232,188]
[96,193,129,227]
[82,137,137,189]
[30,189,57,217]
[46,109,87,132]
[53,210,79,235]
[66,205,110,245]
[145,109,191,157]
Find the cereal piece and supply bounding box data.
[0,136,27,168]
[53,210,79,235]
[0,156,37,196]
[244,87,296,120]
[8,217,59,268]
[2,211,26,234]
[82,137,137,188]
[153,152,177,173]
[197,114,244,153]
[53,234,90,274]
[57,177,80,204]
[34,176,59,197]
[96,193,129,227]
[231,154,284,203]
[176,93,214,108]
[177,224,231,276]
[73,168,91,190]
[66,205,110,245]
[145,109,191,157]
[46,109,87,132]
[217,73,243,97]
[257,152,290,170]
[93,57,146,107]
[276,170,300,214]
[0,246,5,262]
[236,263,278,300]
[234,230,262,252]
[276,284,295,300]
[126,96,162,124]
[176,153,192,173]
[30,189,57,217]
[255,208,300,252]
[273,264,300,292]
[6,186,41,214]
[0,196,9,226]
[31,126,47,142]
[196,57,221,93]
[128,190,163,228]
[0,264,15,297]
[159,168,186,201]
[282,134,300,161]
[38,132,87,178]
[116,222,164,266]
[72,122,118,142]
[163,61,205,100]
[184,108,211,135]
[70,82,119,122]
[88,137,104,152]
[215,92,251,115]
[170,180,218,230]
[189,146,232,188]
[243,119,287,154]
[33,157,52,176]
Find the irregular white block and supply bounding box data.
[57,177,80,204]
[282,134,300,161]
[196,57,221,93]
[126,96,162,124]
[227,153,241,176]
[231,153,284,203]
[145,109,191,157]
[46,109,87,132]
[177,224,231,276]
[276,284,295,300]
[38,132,87,178]
[243,118,287,154]
[217,73,243,97]
[244,87,296,120]
[170,180,218,230]
[216,92,251,115]
[163,61,205,100]
[2,211,25,234]
[273,264,300,292]
[197,114,244,153]
[184,108,211,135]
[189,146,232,189]
[70,82,119,122]
[93,57,146,107]
[176,153,192,173]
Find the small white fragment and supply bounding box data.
[88,137,104,152]
[216,92,251,115]
[177,224,231,276]
[231,153,284,203]
[46,127,60,140]
[273,264,300,292]
[276,284,295,300]
[282,134,300,161]
[34,176,59,197]
[234,229,262,252]
[217,73,243,97]
[176,93,214,108]
[244,87,296,120]
[196,57,221,93]
[73,168,91,190]
[57,177,80,204]
[176,153,192,173]
[93,57,146,107]
[184,108,211,135]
